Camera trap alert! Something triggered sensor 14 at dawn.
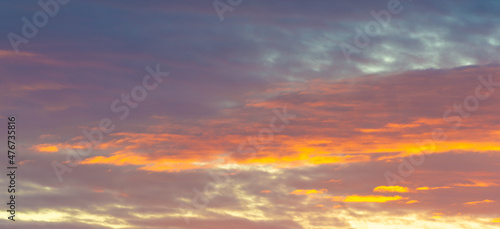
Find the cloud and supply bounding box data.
[453,180,499,188]
[373,185,410,193]
[331,195,407,203]
[1,1,500,228]
[32,144,59,153]
[289,189,328,195]
[416,186,451,191]
[464,199,496,205]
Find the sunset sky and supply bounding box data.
[1,0,500,228]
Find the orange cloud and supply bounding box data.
[242,70,500,164]
[432,212,444,219]
[290,189,328,195]
[453,180,499,187]
[59,67,500,173]
[242,153,369,167]
[19,160,35,165]
[463,199,495,205]
[81,152,212,172]
[32,144,59,153]
[416,186,451,191]
[331,195,407,203]
[325,179,342,183]
[357,122,421,133]
[0,50,36,58]
[373,185,410,193]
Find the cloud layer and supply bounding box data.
[1,0,499,228]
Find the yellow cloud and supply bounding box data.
[373,185,409,193]
[82,152,211,172]
[33,144,59,153]
[332,195,407,203]
[290,189,327,195]
[416,186,451,191]
[463,199,495,205]
[432,212,444,219]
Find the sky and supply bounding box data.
[1,0,500,228]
